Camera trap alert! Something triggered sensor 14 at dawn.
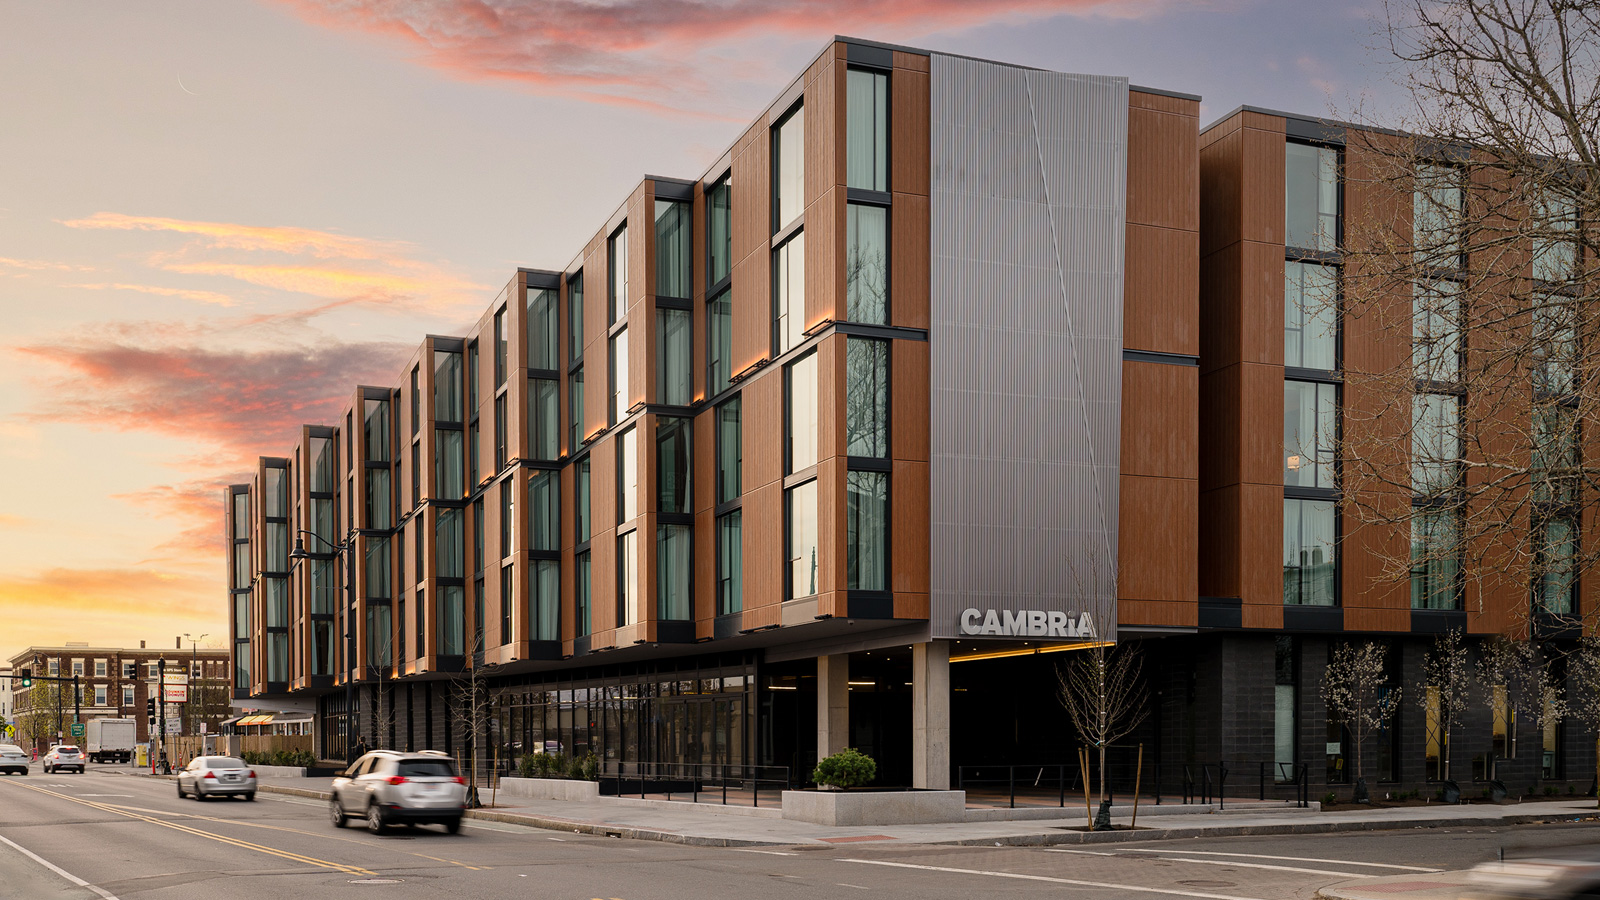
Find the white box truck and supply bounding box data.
[86,717,137,763]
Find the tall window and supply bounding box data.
[657,308,692,405]
[786,352,818,472]
[786,480,818,599]
[1274,638,1297,779]
[1283,381,1336,489]
[531,559,559,642]
[527,378,558,460]
[609,328,629,424]
[410,365,420,435]
[846,338,889,457]
[618,427,638,522]
[1414,163,1464,269]
[1285,261,1337,371]
[1411,394,1461,497]
[439,585,464,656]
[846,204,888,324]
[569,368,585,452]
[1411,510,1462,609]
[1533,193,1577,284]
[500,564,513,645]
[846,68,888,192]
[618,530,637,626]
[568,271,585,362]
[846,471,888,591]
[499,480,513,558]
[494,308,508,387]
[1285,142,1338,252]
[437,508,464,579]
[773,233,806,353]
[435,429,464,498]
[575,456,591,542]
[608,225,628,324]
[773,104,805,230]
[707,173,732,286]
[1533,405,1579,504]
[655,200,691,299]
[494,394,507,471]
[658,524,692,620]
[364,398,391,462]
[528,471,558,552]
[1283,499,1335,605]
[718,511,742,616]
[1413,280,1462,383]
[1536,516,1577,615]
[1532,292,1576,396]
[717,399,741,504]
[708,288,732,395]
[434,350,462,423]
[575,551,592,636]
[526,287,557,370]
[657,416,691,515]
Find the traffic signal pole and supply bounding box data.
[156,659,168,774]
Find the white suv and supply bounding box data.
[43,745,84,774]
[0,744,28,775]
[330,751,467,835]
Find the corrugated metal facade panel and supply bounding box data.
[928,54,1127,641]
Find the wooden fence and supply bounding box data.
[159,733,314,765]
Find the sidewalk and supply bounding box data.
[231,773,1600,848]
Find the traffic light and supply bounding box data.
[18,668,29,688]
[146,697,156,720]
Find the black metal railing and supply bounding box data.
[598,761,792,808]
[1182,763,1227,808]
[1253,761,1310,808]
[958,747,1161,809]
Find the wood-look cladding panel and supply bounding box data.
[891,339,930,463]
[892,459,930,594]
[1197,361,1280,491]
[1120,360,1197,480]
[1130,89,1194,116]
[818,456,843,599]
[730,118,773,376]
[806,188,842,327]
[891,67,931,197]
[731,245,771,377]
[1126,106,1198,232]
[1240,123,1287,246]
[743,481,783,613]
[1123,222,1197,356]
[1199,123,1242,259]
[1118,473,1196,604]
[1198,240,1285,374]
[743,366,784,495]
[1119,599,1196,628]
[891,192,931,330]
[803,44,840,212]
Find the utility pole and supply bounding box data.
[156,658,167,773]
[73,673,80,736]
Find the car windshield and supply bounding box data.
[397,760,458,778]
[0,745,21,753]
[206,757,246,769]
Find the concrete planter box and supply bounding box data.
[250,765,308,777]
[782,790,966,826]
[496,776,601,802]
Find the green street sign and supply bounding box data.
[69,723,85,738]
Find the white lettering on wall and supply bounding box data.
[958,608,1098,639]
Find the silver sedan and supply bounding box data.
[176,756,257,801]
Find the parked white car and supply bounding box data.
[330,750,467,834]
[176,756,257,801]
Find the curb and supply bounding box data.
[934,811,1600,847]
[252,783,780,847]
[248,782,1600,849]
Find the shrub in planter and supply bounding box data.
[517,753,537,779]
[811,748,877,789]
[548,753,569,779]
[574,752,600,781]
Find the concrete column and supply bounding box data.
[817,654,850,759]
[913,641,951,789]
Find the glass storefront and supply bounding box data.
[488,656,755,774]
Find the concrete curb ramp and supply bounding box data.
[1315,870,1475,900]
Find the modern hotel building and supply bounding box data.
[227,38,1591,795]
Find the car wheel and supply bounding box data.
[330,797,347,828]
[245,793,256,802]
[366,803,386,835]
[445,817,461,835]
[195,787,208,801]
[177,783,185,798]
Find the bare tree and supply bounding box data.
[1476,635,1566,780]
[449,634,494,806]
[1322,641,1402,801]
[1420,629,1474,786]
[1335,0,1600,633]
[1056,643,1147,815]
[1567,636,1600,806]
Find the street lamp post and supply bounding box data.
[289,530,357,764]
[183,633,208,741]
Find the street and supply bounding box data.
[0,764,1594,899]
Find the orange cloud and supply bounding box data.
[73,282,238,307]
[61,212,489,317]
[0,567,224,654]
[269,0,1186,114]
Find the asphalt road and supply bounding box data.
[2,764,1597,900]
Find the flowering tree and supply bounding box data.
[1322,641,1401,800]
[1421,629,1473,784]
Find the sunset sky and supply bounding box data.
[0,0,1399,658]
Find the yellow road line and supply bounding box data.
[92,800,487,870]
[0,781,375,876]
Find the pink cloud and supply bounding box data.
[16,337,411,458]
[270,0,1184,114]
